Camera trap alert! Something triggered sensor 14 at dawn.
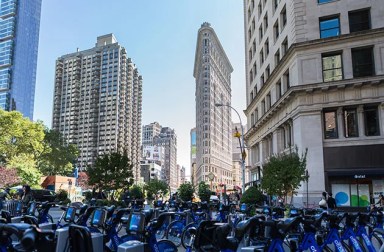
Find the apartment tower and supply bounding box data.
[153,127,177,192]
[52,34,143,179]
[194,22,234,191]
[0,0,42,119]
[244,0,384,206]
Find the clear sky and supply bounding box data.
[34,0,246,175]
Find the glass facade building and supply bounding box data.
[0,0,42,120]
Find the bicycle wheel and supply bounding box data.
[165,220,184,247]
[157,240,178,252]
[181,223,197,249]
[155,221,168,240]
[371,232,384,251]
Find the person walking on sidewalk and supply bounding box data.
[327,193,336,211]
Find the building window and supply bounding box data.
[281,6,287,27]
[282,37,288,56]
[364,105,380,136]
[324,110,338,139]
[260,49,264,65]
[274,21,279,41]
[349,9,370,33]
[261,99,265,114]
[322,52,343,82]
[275,50,280,66]
[260,74,265,87]
[265,65,270,79]
[343,108,358,138]
[259,26,263,42]
[265,39,269,56]
[274,0,280,10]
[255,108,259,121]
[276,81,281,99]
[352,47,374,77]
[320,16,340,38]
[264,14,268,30]
[283,71,290,90]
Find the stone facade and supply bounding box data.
[244,0,384,206]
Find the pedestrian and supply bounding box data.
[327,193,336,211]
[21,185,33,207]
[376,193,384,207]
[0,188,10,210]
[319,191,327,210]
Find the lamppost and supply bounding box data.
[215,103,246,194]
[305,169,309,207]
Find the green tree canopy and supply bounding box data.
[130,184,144,199]
[87,151,134,193]
[261,147,308,198]
[36,128,79,176]
[8,154,42,187]
[240,186,263,205]
[178,182,194,202]
[198,181,211,202]
[0,109,45,162]
[144,179,169,200]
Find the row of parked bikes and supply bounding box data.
[1,199,384,251]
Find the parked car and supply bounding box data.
[31,189,57,202]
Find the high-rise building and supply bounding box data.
[142,122,162,147]
[194,22,234,191]
[180,166,186,185]
[52,34,143,179]
[0,0,42,119]
[154,127,177,192]
[244,0,384,206]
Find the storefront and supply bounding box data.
[326,172,384,207]
[324,144,384,208]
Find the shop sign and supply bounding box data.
[354,175,365,179]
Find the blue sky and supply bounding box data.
[34,0,246,174]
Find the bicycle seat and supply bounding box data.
[357,212,371,225]
[345,212,359,227]
[277,217,301,233]
[235,215,264,239]
[150,212,175,230]
[214,223,238,251]
[112,208,130,224]
[0,223,31,240]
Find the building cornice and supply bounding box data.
[244,75,384,141]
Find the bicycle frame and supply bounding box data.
[356,225,376,252]
[300,232,322,252]
[341,227,364,252]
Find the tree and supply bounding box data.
[0,166,21,188]
[198,181,211,202]
[87,151,134,195]
[130,184,144,199]
[37,128,79,176]
[144,179,169,200]
[0,110,45,162]
[240,186,263,205]
[178,182,194,202]
[261,147,308,199]
[8,154,42,187]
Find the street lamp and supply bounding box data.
[215,103,246,194]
